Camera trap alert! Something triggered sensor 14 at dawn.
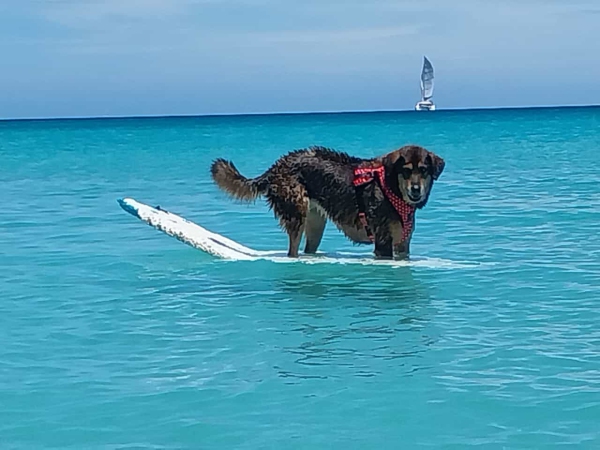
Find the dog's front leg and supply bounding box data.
[393,241,410,260]
[373,234,394,259]
[374,243,393,259]
[390,220,410,260]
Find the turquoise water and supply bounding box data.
[2,107,600,448]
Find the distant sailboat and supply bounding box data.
[415,56,436,111]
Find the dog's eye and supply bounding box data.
[419,166,429,175]
[401,168,412,178]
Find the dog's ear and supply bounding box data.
[383,147,409,168]
[427,152,445,180]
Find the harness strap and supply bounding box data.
[352,165,415,243]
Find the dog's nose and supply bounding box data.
[410,185,421,195]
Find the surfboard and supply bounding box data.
[118,197,475,268]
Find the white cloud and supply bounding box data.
[30,0,424,56]
[42,0,196,26]
[250,26,420,44]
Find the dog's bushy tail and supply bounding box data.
[210,158,267,202]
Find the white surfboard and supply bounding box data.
[118,197,476,268]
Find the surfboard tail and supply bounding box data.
[210,158,266,202]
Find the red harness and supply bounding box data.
[353,165,415,243]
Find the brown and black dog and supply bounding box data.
[210,145,444,259]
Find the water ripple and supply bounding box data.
[2,110,600,448]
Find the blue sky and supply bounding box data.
[1,0,598,119]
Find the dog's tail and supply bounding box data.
[210,158,267,202]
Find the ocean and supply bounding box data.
[2,107,600,448]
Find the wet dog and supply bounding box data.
[210,145,444,259]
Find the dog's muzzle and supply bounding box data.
[408,185,423,202]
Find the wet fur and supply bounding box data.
[210,145,444,259]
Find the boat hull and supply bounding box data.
[415,101,436,111]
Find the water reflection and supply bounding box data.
[265,264,438,381]
[270,262,430,304]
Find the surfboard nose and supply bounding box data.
[117,198,140,218]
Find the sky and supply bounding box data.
[0,0,599,119]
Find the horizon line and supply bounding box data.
[1,103,599,123]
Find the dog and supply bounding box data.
[210,145,444,259]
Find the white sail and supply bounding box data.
[420,56,434,101]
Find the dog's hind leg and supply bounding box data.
[304,200,327,254]
[266,181,308,258]
[286,221,305,258]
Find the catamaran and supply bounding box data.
[415,56,435,111]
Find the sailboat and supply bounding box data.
[415,56,436,111]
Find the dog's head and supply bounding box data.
[383,145,445,208]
